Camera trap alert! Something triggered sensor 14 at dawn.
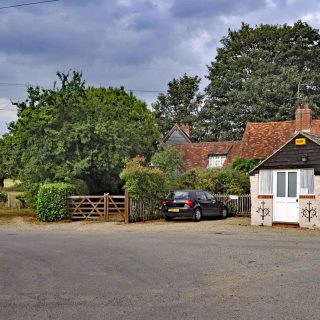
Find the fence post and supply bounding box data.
[104,193,107,221]
[124,189,129,223]
[124,189,129,224]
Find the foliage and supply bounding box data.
[231,158,261,173]
[0,192,8,203]
[204,21,320,140]
[150,145,182,190]
[179,168,250,194]
[152,74,204,141]
[16,194,27,208]
[0,71,161,204]
[120,157,167,201]
[36,182,76,222]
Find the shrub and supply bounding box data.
[179,168,250,194]
[36,182,76,222]
[120,157,167,201]
[150,145,182,191]
[231,158,261,173]
[0,192,8,203]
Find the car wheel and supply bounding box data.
[192,208,202,222]
[220,207,228,219]
[165,216,173,221]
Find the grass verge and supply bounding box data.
[0,208,35,224]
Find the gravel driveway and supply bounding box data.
[1,217,320,320]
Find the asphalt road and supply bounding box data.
[1,228,320,320]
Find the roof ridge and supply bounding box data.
[247,119,295,125]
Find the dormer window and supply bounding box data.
[208,155,227,168]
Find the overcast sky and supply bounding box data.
[1,0,320,135]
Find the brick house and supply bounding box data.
[165,103,320,228]
[165,104,319,170]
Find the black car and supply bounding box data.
[162,190,228,222]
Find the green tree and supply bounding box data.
[152,74,204,141]
[151,145,182,190]
[204,21,320,140]
[0,71,160,201]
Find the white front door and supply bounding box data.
[273,170,299,223]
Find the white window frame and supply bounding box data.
[259,170,273,195]
[300,169,315,195]
[207,155,227,168]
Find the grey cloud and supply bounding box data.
[1,0,320,137]
[170,0,267,18]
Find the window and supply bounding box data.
[196,191,207,201]
[259,170,273,194]
[170,191,189,200]
[205,191,217,203]
[204,191,215,201]
[300,169,314,194]
[208,155,227,168]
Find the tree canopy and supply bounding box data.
[203,21,320,140]
[152,74,204,141]
[0,71,160,199]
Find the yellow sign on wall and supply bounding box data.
[295,138,307,145]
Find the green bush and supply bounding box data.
[36,182,76,222]
[150,145,182,191]
[179,168,250,194]
[120,156,167,201]
[0,192,8,203]
[231,158,261,173]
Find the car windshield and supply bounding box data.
[169,191,189,200]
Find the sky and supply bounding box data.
[1,0,320,135]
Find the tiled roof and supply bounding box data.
[239,119,320,159]
[174,141,237,170]
[224,141,243,166]
[239,120,296,159]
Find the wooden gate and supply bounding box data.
[68,190,129,223]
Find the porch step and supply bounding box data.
[272,222,300,228]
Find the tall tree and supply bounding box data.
[204,21,320,140]
[0,71,160,199]
[152,74,204,141]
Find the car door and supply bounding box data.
[195,191,211,216]
[204,192,221,216]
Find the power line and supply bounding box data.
[0,0,59,10]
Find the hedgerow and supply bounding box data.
[36,182,76,222]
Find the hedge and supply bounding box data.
[36,182,76,222]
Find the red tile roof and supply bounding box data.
[169,104,320,170]
[239,119,320,159]
[174,141,237,170]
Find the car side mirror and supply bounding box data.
[212,199,216,204]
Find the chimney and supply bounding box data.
[295,103,312,132]
[180,123,190,136]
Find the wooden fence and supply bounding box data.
[129,194,251,222]
[215,194,251,216]
[68,192,251,222]
[129,198,162,222]
[68,191,129,222]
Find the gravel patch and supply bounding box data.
[1,216,320,238]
